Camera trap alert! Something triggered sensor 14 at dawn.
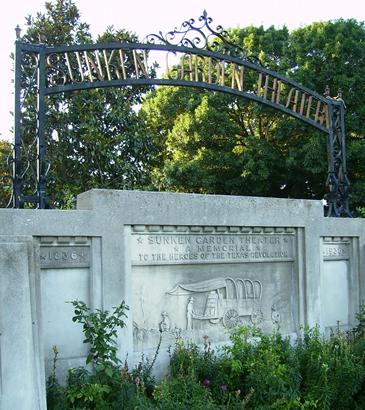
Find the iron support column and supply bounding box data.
[325,100,351,217]
[37,46,47,208]
[13,41,22,208]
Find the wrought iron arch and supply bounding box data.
[12,11,351,216]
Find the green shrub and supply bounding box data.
[348,304,365,408]
[153,373,218,409]
[297,326,364,409]
[223,326,300,408]
[46,300,365,409]
[46,346,68,409]
[47,300,157,409]
[70,300,129,378]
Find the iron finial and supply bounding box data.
[38,32,47,43]
[335,87,346,108]
[15,25,21,40]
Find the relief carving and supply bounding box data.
[132,274,297,353]
[159,311,171,332]
[169,277,263,329]
[271,304,281,326]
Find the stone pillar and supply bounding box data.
[0,236,46,410]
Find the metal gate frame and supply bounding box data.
[12,12,351,216]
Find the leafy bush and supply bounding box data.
[166,324,365,409]
[70,300,129,377]
[47,300,365,409]
[297,326,364,409]
[153,373,218,409]
[224,326,300,407]
[46,300,157,409]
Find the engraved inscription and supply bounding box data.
[322,243,349,260]
[132,233,294,265]
[40,246,90,268]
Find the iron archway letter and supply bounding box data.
[13,11,351,216]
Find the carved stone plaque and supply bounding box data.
[131,226,297,352]
[40,246,90,268]
[322,242,349,260]
[131,233,294,265]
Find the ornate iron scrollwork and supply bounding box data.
[13,42,51,208]
[325,90,351,217]
[145,10,260,64]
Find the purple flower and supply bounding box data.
[135,376,141,386]
[202,378,211,387]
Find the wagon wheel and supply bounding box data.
[223,309,240,328]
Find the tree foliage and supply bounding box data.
[19,0,156,207]
[0,140,12,207]
[141,20,365,209]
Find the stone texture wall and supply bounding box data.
[0,189,364,407]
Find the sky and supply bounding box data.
[1,0,364,141]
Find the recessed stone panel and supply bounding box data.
[131,226,298,352]
[321,239,351,327]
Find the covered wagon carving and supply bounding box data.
[168,277,263,328]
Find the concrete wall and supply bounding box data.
[1,189,364,407]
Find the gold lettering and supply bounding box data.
[218,60,225,86]
[178,54,194,81]
[132,49,149,79]
[103,50,112,80]
[257,74,281,103]
[231,64,244,91]
[64,52,74,82]
[285,88,299,112]
[306,96,313,118]
[314,100,321,122]
[271,79,282,104]
[319,104,329,127]
[263,74,269,99]
[257,73,263,95]
[95,50,105,80]
[75,52,85,82]
[105,49,121,80]
[189,54,194,81]
[324,104,330,128]
[305,99,329,127]
[206,57,221,84]
[83,51,95,81]
[195,55,206,82]
[118,49,127,79]
[299,93,307,115]
[275,80,282,104]
[194,54,199,81]
[166,51,179,80]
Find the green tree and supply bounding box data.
[141,21,365,209]
[286,19,365,210]
[0,140,12,207]
[18,0,156,207]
